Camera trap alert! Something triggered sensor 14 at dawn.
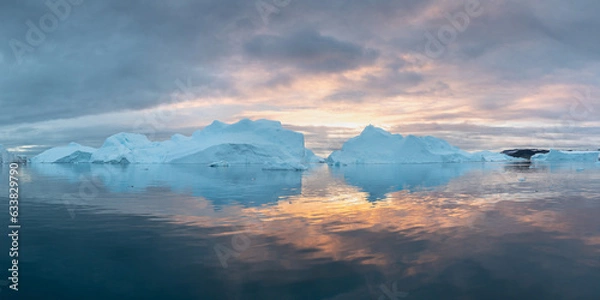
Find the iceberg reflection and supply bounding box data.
[329,163,485,201]
[30,164,302,207]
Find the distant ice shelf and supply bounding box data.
[531,150,600,162]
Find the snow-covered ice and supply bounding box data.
[531,150,600,162]
[32,119,322,168]
[327,125,520,164]
[32,142,97,164]
[90,133,162,164]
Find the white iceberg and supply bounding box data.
[170,143,296,164]
[531,150,600,162]
[32,143,97,164]
[90,133,159,164]
[328,125,488,164]
[327,126,523,164]
[32,119,322,169]
[170,119,320,165]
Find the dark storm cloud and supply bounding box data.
[420,0,600,79]
[243,29,379,73]
[1,0,249,125]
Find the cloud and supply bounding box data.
[0,0,246,126]
[324,91,367,103]
[1,0,600,154]
[243,29,379,73]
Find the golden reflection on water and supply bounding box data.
[184,163,600,276]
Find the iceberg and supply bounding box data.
[531,150,600,162]
[32,119,322,168]
[170,143,295,164]
[90,133,159,164]
[304,149,326,163]
[326,125,517,164]
[470,150,526,162]
[32,143,97,164]
[502,149,549,159]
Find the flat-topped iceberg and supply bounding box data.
[327,125,520,164]
[531,150,599,162]
[32,143,97,164]
[32,119,322,168]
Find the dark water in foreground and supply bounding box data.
[1,162,600,299]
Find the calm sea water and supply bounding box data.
[1,162,600,299]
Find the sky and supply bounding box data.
[1,0,599,157]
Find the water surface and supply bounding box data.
[1,162,599,299]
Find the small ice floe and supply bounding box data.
[208,161,229,168]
